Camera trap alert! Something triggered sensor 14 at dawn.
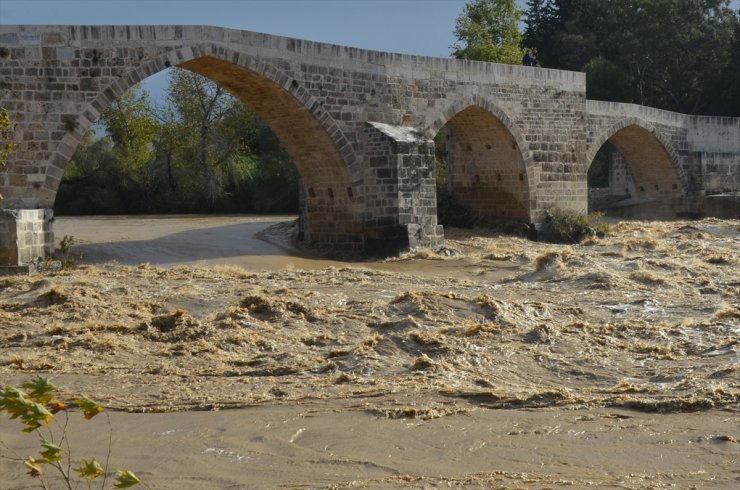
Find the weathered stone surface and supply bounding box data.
[0,208,53,265]
[0,25,738,264]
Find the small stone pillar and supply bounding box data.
[0,208,54,267]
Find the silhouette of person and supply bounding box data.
[522,50,536,67]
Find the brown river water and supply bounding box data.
[1,215,738,489]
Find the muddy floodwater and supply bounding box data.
[1,215,738,489]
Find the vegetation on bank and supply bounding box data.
[0,107,14,201]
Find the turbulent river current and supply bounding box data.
[1,215,738,488]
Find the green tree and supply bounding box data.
[0,107,13,169]
[583,57,633,102]
[100,85,157,185]
[163,68,261,209]
[55,128,149,214]
[605,0,736,114]
[155,68,298,212]
[522,0,739,116]
[451,0,525,64]
[522,0,558,65]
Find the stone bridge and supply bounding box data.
[1,25,739,265]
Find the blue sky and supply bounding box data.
[0,0,471,57]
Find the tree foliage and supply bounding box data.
[56,68,299,215]
[522,0,740,116]
[451,0,525,64]
[100,86,157,198]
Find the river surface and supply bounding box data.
[1,215,738,489]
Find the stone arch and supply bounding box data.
[43,43,360,200]
[425,97,533,222]
[586,118,686,199]
[44,43,364,246]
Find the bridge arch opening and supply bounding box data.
[587,124,683,214]
[434,106,530,228]
[55,68,301,215]
[50,52,362,249]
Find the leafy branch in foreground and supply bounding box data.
[0,376,142,489]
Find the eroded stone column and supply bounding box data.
[0,208,54,267]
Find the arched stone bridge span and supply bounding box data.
[1,25,738,265]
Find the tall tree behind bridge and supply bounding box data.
[521,0,739,116]
[100,86,158,207]
[451,0,525,64]
[522,0,559,66]
[153,68,299,212]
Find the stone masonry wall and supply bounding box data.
[362,122,442,255]
[586,101,740,197]
[0,209,53,265]
[688,117,740,194]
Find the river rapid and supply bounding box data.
[0,215,738,488]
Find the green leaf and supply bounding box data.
[40,440,62,463]
[75,396,104,420]
[75,458,104,479]
[20,402,53,432]
[0,385,32,419]
[114,469,142,488]
[22,376,57,404]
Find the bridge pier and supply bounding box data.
[0,208,54,267]
[361,122,443,256]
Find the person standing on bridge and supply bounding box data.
[522,50,537,66]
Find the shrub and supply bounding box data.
[537,207,610,243]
